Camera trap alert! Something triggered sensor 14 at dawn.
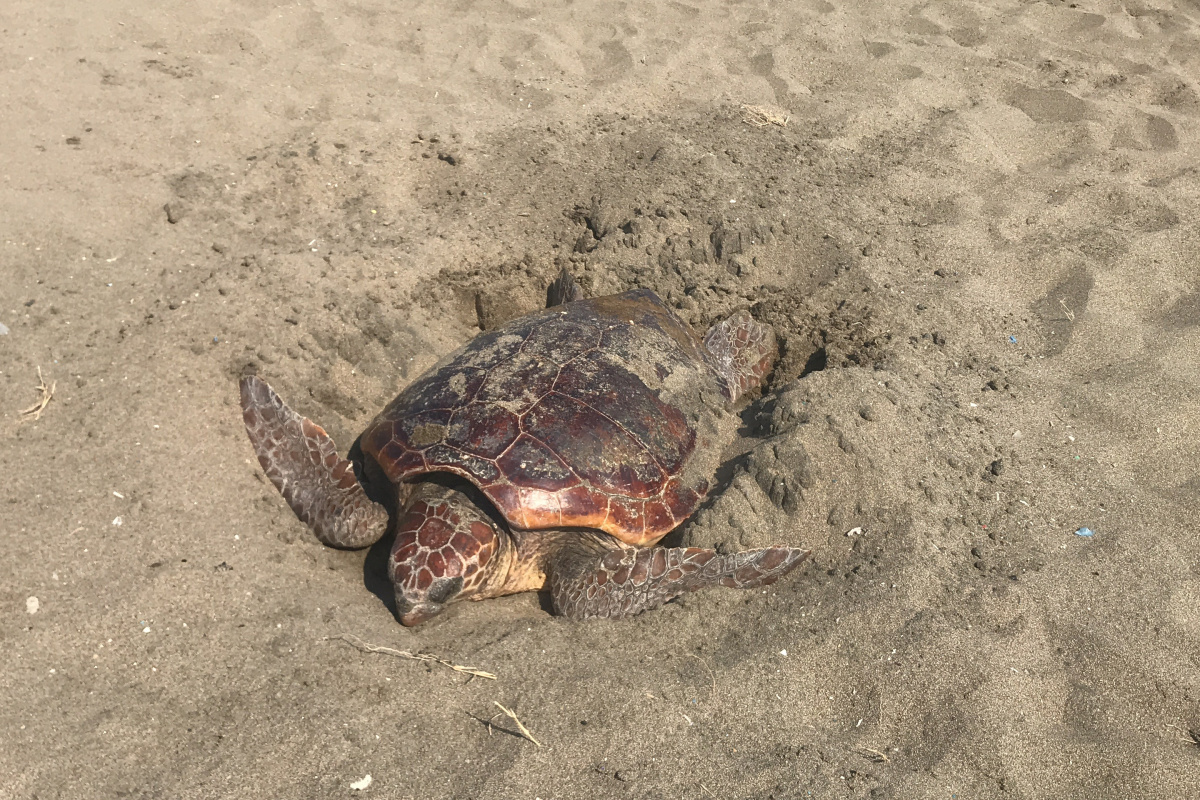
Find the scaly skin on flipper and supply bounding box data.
[704,310,778,403]
[240,375,389,549]
[546,267,583,307]
[548,539,810,620]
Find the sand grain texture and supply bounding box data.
[2,1,1199,798]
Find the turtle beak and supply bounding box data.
[398,602,443,627]
[395,576,464,625]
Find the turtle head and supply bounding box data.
[389,483,508,626]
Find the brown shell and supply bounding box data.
[361,289,726,546]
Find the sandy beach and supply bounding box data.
[3,1,1199,797]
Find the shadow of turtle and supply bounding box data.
[349,434,401,619]
[363,531,398,618]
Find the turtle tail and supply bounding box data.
[240,375,389,549]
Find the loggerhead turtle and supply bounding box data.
[240,271,809,625]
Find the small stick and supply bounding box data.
[493,701,541,747]
[1059,298,1075,321]
[740,104,790,128]
[19,366,55,421]
[699,783,717,798]
[1167,723,1200,747]
[858,746,890,763]
[326,634,497,680]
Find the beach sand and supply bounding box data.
[2,1,1199,797]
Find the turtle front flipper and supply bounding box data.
[240,375,389,549]
[704,311,778,403]
[549,541,809,620]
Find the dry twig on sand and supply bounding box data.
[19,367,55,421]
[493,701,542,747]
[741,104,790,128]
[1167,723,1200,747]
[858,746,890,763]
[326,633,497,680]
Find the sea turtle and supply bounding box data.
[240,271,809,625]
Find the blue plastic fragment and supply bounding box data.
[1008,335,1018,344]
[1075,527,1095,537]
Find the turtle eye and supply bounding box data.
[425,576,464,605]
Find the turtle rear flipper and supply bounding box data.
[546,267,583,307]
[549,541,809,620]
[240,376,389,549]
[704,311,778,403]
